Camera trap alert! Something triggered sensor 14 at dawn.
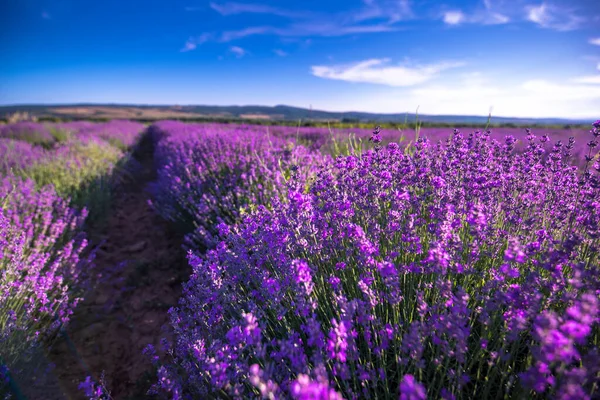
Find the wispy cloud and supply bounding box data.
[187,0,412,49]
[41,11,51,19]
[590,37,600,46]
[184,6,203,11]
[522,79,600,99]
[526,3,584,31]
[230,45,247,57]
[441,2,510,26]
[218,19,403,42]
[210,2,308,18]
[311,58,465,87]
[479,0,511,24]
[209,0,413,23]
[273,49,288,57]
[181,33,212,52]
[221,26,272,41]
[181,41,197,52]
[325,73,600,118]
[346,0,413,24]
[571,75,600,84]
[443,11,465,25]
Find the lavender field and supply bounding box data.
[0,118,598,400]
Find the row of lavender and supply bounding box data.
[147,121,329,250]
[269,123,593,164]
[145,120,600,400]
[0,120,145,394]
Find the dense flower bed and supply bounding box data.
[77,120,146,150]
[0,139,48,174]
[151,123,600,399]
[148,121,328,249]
[0,122,55,148]
[0,176,92,370]
[0,121,145,221]
[0,120,144,397]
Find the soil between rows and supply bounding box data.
[43,133,189,399]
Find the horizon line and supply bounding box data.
[0,102,596,121]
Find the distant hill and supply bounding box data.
[0,103,594,126]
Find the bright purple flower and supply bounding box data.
[293,259,314,296]
[399,374,426,400]
[291,374,344,400]
[327,319,349,363]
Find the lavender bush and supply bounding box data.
[0,122,55,148]
[0,120,144,397]
[149,121,328,249]
[0,175,92,386]
[0,122,145,226]
[77,120,146,150]
[0,139,48,174]
[152,123,600,399]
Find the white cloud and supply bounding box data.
[353,0,413,23]
[570,75,600,84]
[210,2,307,18]
[441,5,509,26]
[526,3,583,31]
[180,33,212,52]
[181,41,197,52]
[311,58,466,87]
[191,0,412,49]
[487,12,510,24]
[216,21,400,42]
[273,49,288,57]
[443,11,466,25]
[210,1,413,23]
[521,79,600,99]
[527,4,547,23]
[314,74,600,118]
[230,46,247,57]
[590,37,600,46]
[221,27,272,41]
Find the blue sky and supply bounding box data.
[1,0,599,118]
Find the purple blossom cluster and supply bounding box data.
[76,120,146,149]
[0,122,55,147]
[79,373,112,400]
[150,122,600,399]
[0,121,139,206]
[148,121,328,248]
[0,175,92,370]
[0,120,143,394]
[0,120,145,150]
[0,139,48,174]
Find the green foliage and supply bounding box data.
[16,139,124,225]
[48,127,72,143]
[106,137,127,151]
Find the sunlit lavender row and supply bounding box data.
[146,121,600,399]
[0,118,598,399]
[0,120,145,393]
[148,120,329,249]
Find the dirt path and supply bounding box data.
[43,133,189,399]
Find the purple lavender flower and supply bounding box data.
[150,121,600,399]
[290,374,344,400]
[399,374,427,400]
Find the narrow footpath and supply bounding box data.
[46,133,189,399]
